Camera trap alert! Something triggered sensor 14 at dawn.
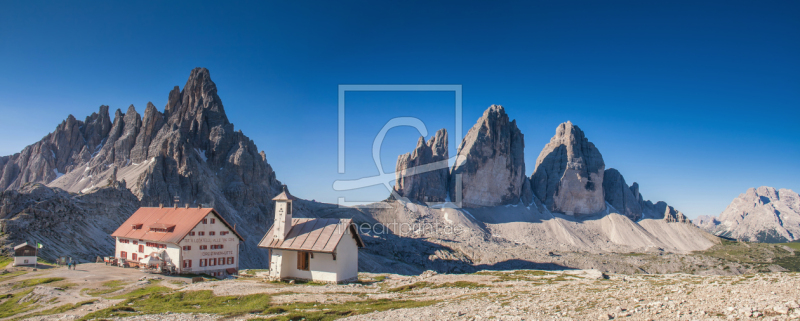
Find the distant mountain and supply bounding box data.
[694,187,800,243]
[0,68,283,267]
[380,106,709,263]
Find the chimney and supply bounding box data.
[185,203,190,209]
[174,203,178,209]
[159,203,163,208]
[198,204,202,209]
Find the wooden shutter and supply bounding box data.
[297,251,309,271]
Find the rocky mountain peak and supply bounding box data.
[450,105,526,207]
[531,121,605,215]
[698,186,800,242]
[393,129,449,203]
[0,68,284,267]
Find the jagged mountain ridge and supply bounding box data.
[694,186,800,242]
[0,68,282,267]
[392,105,691,224]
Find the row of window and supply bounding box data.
[182,244,225,251]
[182,257,235,268]
[119,239,130,244]
[145,242,167,249]
[188,230,229,236]
[201,218,216,224]
[119,251,152,261]
[199,257,235,267]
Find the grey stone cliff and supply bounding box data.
[0,183,140,262]
[603,168,643,221]
[393,129,449,203]
[449,105,526,207]
[531,121,605,215]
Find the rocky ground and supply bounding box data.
[2,263,800,320]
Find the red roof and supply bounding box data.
[111,207,244,244]
[258,218,365,253]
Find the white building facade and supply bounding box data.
[112,206,244,277]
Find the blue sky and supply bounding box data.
[1,1,798,218]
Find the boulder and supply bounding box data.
[449,105,525,207]
[393,129,449,203]
[531,121,605,215]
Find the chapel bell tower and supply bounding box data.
[272,185,295,242]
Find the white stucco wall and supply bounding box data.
[13,256,36,266]
[177,212,240,275]
[335,232,359,282]
[269,232,360,283]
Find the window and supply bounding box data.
[227,257,234,265]
[200,245,207,250]
[119,239,130,244]
[182,246,191,251]
[199,232,205,236]
[202,219,207,224]
[120,251,127,259]
[209,258,215,266]
[133,240,138,245]
[297,251,310,271]
[209,231,215,236]
[132,253,138,261]
[220,231,229,236]
[189,232,195,236]
[183,260,192,268]
[138,245,144,253]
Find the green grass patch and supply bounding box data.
[83,280,128,296]
[13,277,65,289]
[781,242,800,251]
[476,270,553,282]
[431,281,487,289]
[81,285,439,321]
[0,270,28,283]
[82,289,272,319]
[110,285,172,300]
[372,275,387,282]
[12,299,97,320]
[695,241,800,272]
[0,256,12,268]
[0,289,40,318]
[264,298,439,321]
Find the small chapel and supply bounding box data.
[258,186,364,283]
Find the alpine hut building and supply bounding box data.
[13,243,37,266]
[258,186,365,283]
[111,205,244,277]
